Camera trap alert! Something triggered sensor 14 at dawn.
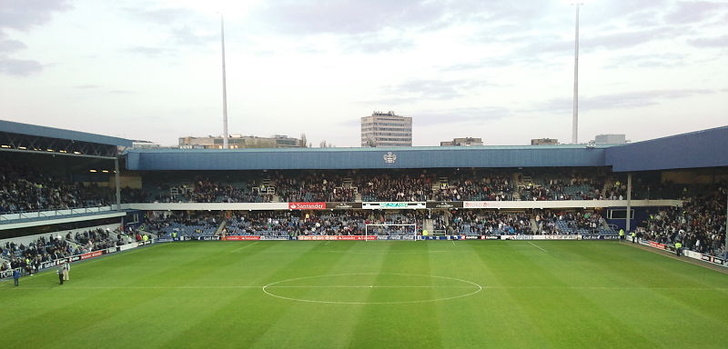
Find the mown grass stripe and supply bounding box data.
[1,241,727,348]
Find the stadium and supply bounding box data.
[1,120,727,348]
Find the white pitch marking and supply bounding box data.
[528,241,547,253]
[230,241,260,253]
[261,272,484,305]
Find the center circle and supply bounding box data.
[262,273,483,305]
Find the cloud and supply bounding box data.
[414,107,512,127]
[0,56,43,76]
[121,6,194,25]
[487,27,685,66]
[688,35,728,48]
[0,0,73,76]
[0,0,72,31]
[603,53,686,69]
[366,78,498,105]
[341,32,414,53]
[0,37,26,54]
[251,0,578,38]
[254,0,445,35]
[589,89,715,110]
[71,84,134,95]
[585,27,682,51]
[125,46,179,58]
[170,25,217,46]
[537,89,716,113]
[664,1,728,24]
[120,5,216,51]
[109,90,135,94]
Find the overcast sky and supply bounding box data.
[1,0,726,147]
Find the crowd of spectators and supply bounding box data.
[225,210,371,237]
[143,211,220,237]
[533,209,608,235]
[431,210,532,235]
[2,158,725,261]
[2,186,725,279]
[0,164,657,211]
[140,177,274,203]
[1,228,129,275]
[517,170,615,201]
[141,208,616,239]
[638,186,727,257]
[431,172,514,202]
[1,164,113,213]
[357,173,431,202]
[148,210,420,238]
[117,169,639,205]
[274,172,357,202]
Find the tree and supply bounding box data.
[299,133,308,148]
[365,136,377,147]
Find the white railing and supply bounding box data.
[0,206,116,223]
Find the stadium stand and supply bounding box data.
[115,169,654,204]
[1,120,727,278]
[638,186,727,256]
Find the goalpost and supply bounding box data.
[364,223,418,241]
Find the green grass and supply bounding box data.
[2,240,727,348]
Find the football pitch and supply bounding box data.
[2,240,727,348]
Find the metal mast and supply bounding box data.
[572,3,581,144]
[221,14,229,149]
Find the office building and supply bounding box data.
[361,111,412,147]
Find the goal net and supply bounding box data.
[364,223,418,241]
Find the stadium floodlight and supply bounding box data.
[155,1,261,150]
[571,1,583,144]
[221,14,229,149]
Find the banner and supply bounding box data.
[288,202,326,210]
[421,236,459,240]
[580,234,620,240]
[700,255,726,266]
[504,234,579,241]
[118,243,138,251]
[641,239,727,269]
[223,236,261,241]
[463,201,494,208]
[362,202,426,209]
[326,202,362,209]
[296,235,375,241]
[80,251,103,260]
[379,235,417,240]
[426,201,463,209]
[647,241,668,250]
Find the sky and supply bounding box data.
[1,0,726,147]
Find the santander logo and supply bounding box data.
[288,202,326,210]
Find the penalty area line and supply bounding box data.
[527,241,547,253]
[230,241,260,253]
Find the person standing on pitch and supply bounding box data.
[675,241,683,257]
[57,267,64,285]
[13,268,21,286]
[62,263,69,281]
